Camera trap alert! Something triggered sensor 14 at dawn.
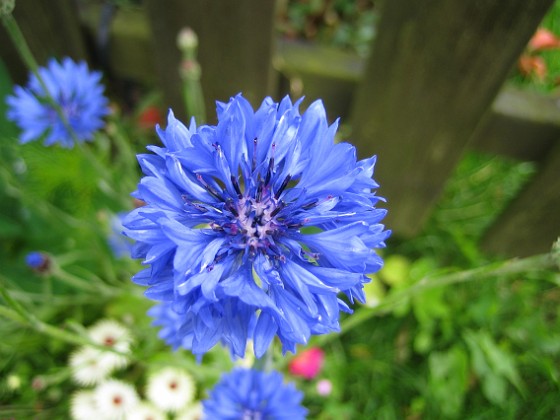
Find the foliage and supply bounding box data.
[276,0,378,57]
[1,5,559,420]
[295,154,559,419]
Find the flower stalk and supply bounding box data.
[177,27,206,123]
[317,245,560,345]
[0,281,130,357]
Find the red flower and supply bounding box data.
[288,347,325,380]
[137,105,163,130]
[518,55,547,80]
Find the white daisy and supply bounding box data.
[175,401,203,420]
[70,390,100,420]
[146,368,195,413]
[94,380,139,419]
[125,401,166,420]
[69,346,113,386]
[88,319,132,371]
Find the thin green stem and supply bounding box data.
[0,286,129,357]
[107,118,139,193]
[315,251,558,346]
[51,266,122,297]
[0,165,85,229]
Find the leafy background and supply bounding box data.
[1,1,560,419]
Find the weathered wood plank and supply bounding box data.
[78,4,157,86]
[482,141,560,257]
[0,0,88,84]
[144,0,277,122]
[469,86,560,162]
[350,0,554,237]
[274,39,365,121]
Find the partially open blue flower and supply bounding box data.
[203,368,307,419]
[124,94,390,358]
[6,57,109,147]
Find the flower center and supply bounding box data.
[224,184,286,256]
[190,154,298,261]
[242,409,263,420]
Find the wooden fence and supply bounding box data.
[1,0,559,258]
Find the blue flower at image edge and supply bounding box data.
[124,94,390,359]
[6,57,109,147]
[203,368,307,420]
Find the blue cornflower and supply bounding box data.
[25,251,51,273]
[6,57,109,147]
[203,368,307,419]
[124,94,390,359]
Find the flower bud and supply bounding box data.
[177,27,198,52]
[0,0,15,17]
[25,251,52,274]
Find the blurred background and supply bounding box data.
[1,0,560,418]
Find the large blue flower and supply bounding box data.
[6,57,109,147]
[203,368,307,419]
[124,94,389,358]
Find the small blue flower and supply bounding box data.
[25,251,51,273]
[203,368,307,420]
[124,94,390,359]
[6,57,109,147]
[25,251,45,269]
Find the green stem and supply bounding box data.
[0,286,129,356]
[51,266,121,297]
[316,251,558,346]
[106,118,140,195]
[0,165,85,229]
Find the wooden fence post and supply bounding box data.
[350,0,554,238]
[0,0,88,84]
[481,140,560,257]
[144,0,277,122]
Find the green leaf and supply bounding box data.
[463,329,526,407]
[428,345,469,417]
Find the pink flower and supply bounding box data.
[316,379,333,396]
[288,347,325,380]
[528,28,560,52]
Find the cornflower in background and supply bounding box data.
[124,94,389,359]
[203,368,307,419]
[5,57,109,147]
